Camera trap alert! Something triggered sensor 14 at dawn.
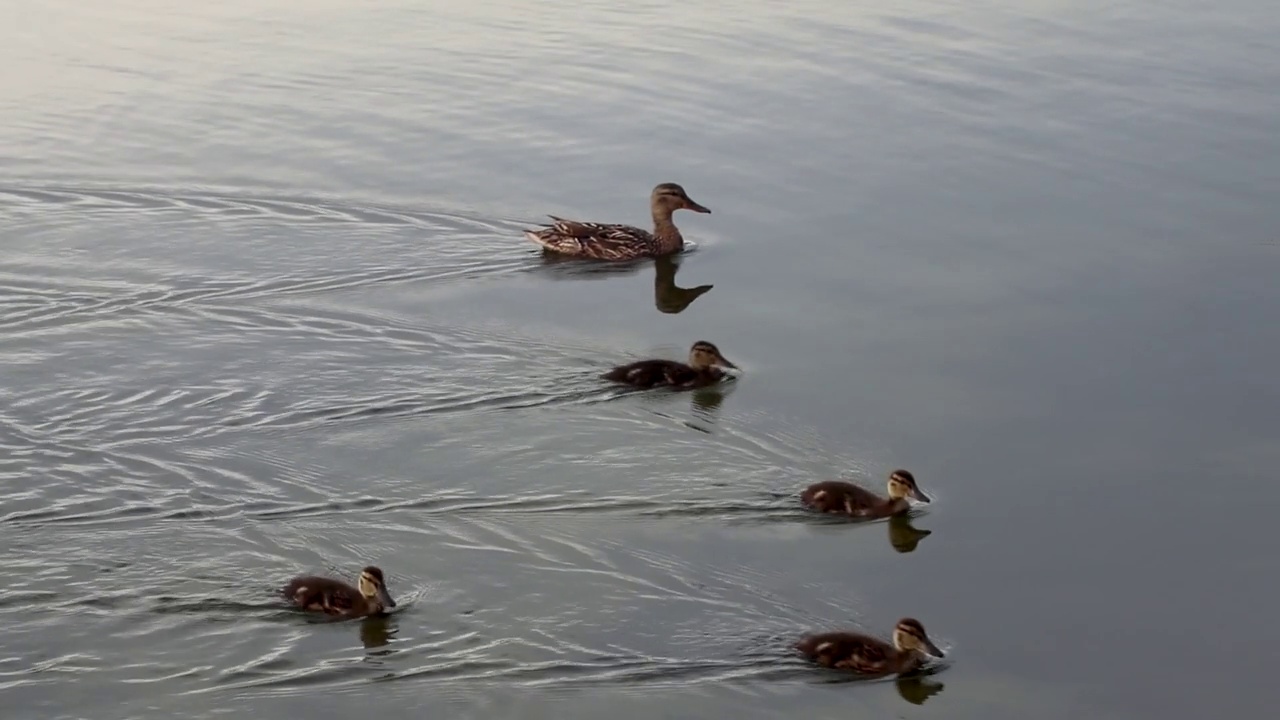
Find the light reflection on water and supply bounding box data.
[2,1,1279,719]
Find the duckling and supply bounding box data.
[796,618,945,676]
[524,183,711,260]
[282,566,396,619]
[603,340,737,389]
[800,469,930,518]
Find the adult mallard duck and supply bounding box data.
[523,183,711,260]
[603,340,737,389]
[282,566,396,619]
[800,469,930,518]
[796,618,945,676]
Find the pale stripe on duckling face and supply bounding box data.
[688,341,737,370]
[894,618,944,657]
[888,469,930,503]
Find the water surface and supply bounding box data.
[2,1,1278,718]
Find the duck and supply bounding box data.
[282,566,396,619]
[796,618,945,676]
[603,340,737,389]
[523,183,711,260]
[800,469,930,518]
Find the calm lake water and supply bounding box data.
[2,1,1278,718]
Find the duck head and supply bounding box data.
[651,182,711,216]
[893,617,945,658]
[886,469,930,503]
[357,566,396,610]
[688,340,737,371]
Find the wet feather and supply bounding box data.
[523,183,710,261]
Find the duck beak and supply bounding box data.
[377,585,396,609]
[922,637,945,658]
[684,198,711,214]
[911,487,931,503]
[715,355,738,370]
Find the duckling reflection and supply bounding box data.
[683,384,736,434]
[653,256,713,314]
[896,674,945,705]
[360,615,395,651]
[281,566,396,619]
[887,515,932,553]
[796,618,945,677]
[691,385,728,414]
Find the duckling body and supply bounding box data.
[797,618,944,677]
[282,566,396,619]
[604,341,737,390]
[800,470,929,518]
[524,183,710,261]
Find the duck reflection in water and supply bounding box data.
[653,255,713,314]
[887,515,932,553]
[359,615,396,652]
[535,254,714,315]
[896,674,946,705]
[691,385,728,414]
[682,384,736,434]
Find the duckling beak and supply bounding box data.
[714,355,738,370]
[922,637,945,658]
[911,487,931,503]
[377,585,396,609]
[684,198,711,214]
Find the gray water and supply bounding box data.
[2,1,1278,718]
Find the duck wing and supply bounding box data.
[796,631,895,674]
[603,359,703,388]
[800,480,883,515]
[282,575,361,615]
[524,217,657,260]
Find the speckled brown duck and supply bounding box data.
[603,340,737,389]
[800,469,930,518]
[796,618,945,676]
[282,566,396,619]
[523,183,710,260]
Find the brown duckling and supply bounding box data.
[603,340,738,389]
[523,183,711,260]
[796,618,945,676]
[282,566,396,619]
[800,469,930,518]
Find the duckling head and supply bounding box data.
[357,566,396,610]
[893,617,944,658]
[652,183,711,216]
[886,469,930,503]
[688,341,737,372]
